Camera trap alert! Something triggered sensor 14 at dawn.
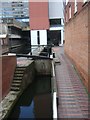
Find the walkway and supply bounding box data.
[53,47,88,119]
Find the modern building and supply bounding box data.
[29,0,64,47]
[64,0,90,93]
[1,1,64,47]
[0,18,30,54]
[0,0,29,22]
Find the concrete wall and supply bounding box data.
[0,24,8,34]
[21,61,35,90]
[65,4,89,92]
[20,59,52,90]
[2,56,16,99]
[35,60,52,75]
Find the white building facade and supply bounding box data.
[30,0,64,47]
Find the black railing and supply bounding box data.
[16,54,53,60]
[16,45,53,60]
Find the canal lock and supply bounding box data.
[3,48,58,119]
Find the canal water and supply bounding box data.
[8,75,53,119]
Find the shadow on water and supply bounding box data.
[8,75,53,119]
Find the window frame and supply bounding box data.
[69,5,71,19]
[74,0,77,13]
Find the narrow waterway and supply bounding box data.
[8,75,53,119]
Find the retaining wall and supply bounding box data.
[34,59,52,75]
[2,55,16,99]
[21,61,35,90]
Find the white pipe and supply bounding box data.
[52,61,55,77]
[53,92,57,119]
[52,61,58,119]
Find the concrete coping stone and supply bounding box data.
[53,58,61,64]
[17,57,34,67]
[0,91,20,119]
[32,46,44,55]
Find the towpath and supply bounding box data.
[53,46,88,119]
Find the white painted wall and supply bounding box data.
[40,30,47,45]
[31,30,38,45]
[49,26,63,31]
[31,30,47,46]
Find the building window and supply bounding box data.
[37,31,40,45]
[75,0,77,13]
[50,19,61,26]
[69,6,71,19]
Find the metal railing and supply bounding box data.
[16,45,53,60]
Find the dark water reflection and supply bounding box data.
[8,75,53,119]
[19,100,35,119]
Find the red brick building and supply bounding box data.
[64,0,90,93]
[29,0,64,47]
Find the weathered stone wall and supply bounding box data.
[34,60,52,75]
[21,61,35,90]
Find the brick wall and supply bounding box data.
[88,3,90,93]
[65,3,89,93]
[29,2,49,30]
[2,56,16,99]
[65,1,84,24]
[0,57,2,101]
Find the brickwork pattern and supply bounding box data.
[65,1,84,24]
[64,4,89,91]
[53,47,88,119]
[2,56,16,99]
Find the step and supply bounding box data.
[16,67,26,71]
[12,80,22,83]
[10,91,20,95]
[11,87,20,91]
[13,76,23,80]
[11,83,21,87]
[15,71,24,74]
[14,74,23,77]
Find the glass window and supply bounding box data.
[50,19,61,26]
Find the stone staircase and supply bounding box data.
[10,67,26,92]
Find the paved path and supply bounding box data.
[53,47,88,119]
